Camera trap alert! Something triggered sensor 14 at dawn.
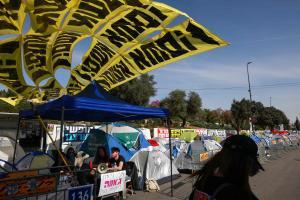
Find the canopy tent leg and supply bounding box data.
[60,106,65,151]
[167,118,173,197]
[37,115,72,173]
[12,113,21,170]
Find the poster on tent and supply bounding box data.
[98,170,126,197]
[195,128,208,136]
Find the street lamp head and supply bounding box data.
[247,61,252,65]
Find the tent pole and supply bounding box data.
[60,106,65,151]
[12,113,21,170]
[37,115,72,173]
[167,118,173,197]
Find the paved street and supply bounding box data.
[128,148,300,200]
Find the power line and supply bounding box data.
[155,82,300,91]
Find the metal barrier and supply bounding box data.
[0,166,120,200]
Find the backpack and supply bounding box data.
[145,178,160,192]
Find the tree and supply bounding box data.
[222,110,232,125]
[230,99,251,134]
[260,106,290,130]
[187,91,202,118]
[161,90,187,126]
[160,90,202,127]
[109,74,156,106]
[295,117,300,130]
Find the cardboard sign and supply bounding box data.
[68,184,93,200]
[0,175,57,198]
[199,152,209,162]
[98,170,126,197]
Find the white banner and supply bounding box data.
[153,128,169,138]
[98,170,126,197]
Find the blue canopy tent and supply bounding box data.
[20,81,169,122]
[19,81,174,193]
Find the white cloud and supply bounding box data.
[151,57,300,121]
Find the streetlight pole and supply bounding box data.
[246,61,254,133]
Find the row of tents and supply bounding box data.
[2,124,300,180]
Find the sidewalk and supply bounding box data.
[126,148,300,200]
[128,173,194,200]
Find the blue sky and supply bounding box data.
[1,0,300,121]
[149,0,300,121]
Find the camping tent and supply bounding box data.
[0,136,25,163]
[175,139,208,170]
[0,159,17,174]
[148,139,168,153]
[203,140,222,152]
[79,129,133,161]
[16,152,54,171]
[100,124,150,152]
[250,134,262,144]
[139,128,151,140]
[130,149,179,183]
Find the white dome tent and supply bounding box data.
[130,148,180,184]
[0,136,25,164]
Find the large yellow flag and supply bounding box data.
[0,0,229,105]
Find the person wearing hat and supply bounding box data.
[75,151,94,185]
[189,135,264,200]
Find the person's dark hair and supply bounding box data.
[111,147,120,153]
[66,147,75,158]
[93,146,109,164]
[193,135,263,199]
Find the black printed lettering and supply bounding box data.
[186,21,220,45]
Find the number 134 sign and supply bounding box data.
[67,184,93,200]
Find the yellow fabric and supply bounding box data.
[0,96,21,106]
[0,0,26,35]
[0,0,228,104]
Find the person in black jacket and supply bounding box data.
[108,147,126,171]
[190,135,264,200]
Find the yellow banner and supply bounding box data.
[0,0,228,104]
[23,32,54,84]
[171,129,181,138]
[51,31,87,72]
[94,3,180,51]
[0,37,34,96]
[96,19,228,90]
[0,0,26,35]
[25,0,77,34]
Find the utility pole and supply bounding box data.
[246,62,254,133]
[269,96,272,107]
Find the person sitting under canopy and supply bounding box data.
[109,147,126,171]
